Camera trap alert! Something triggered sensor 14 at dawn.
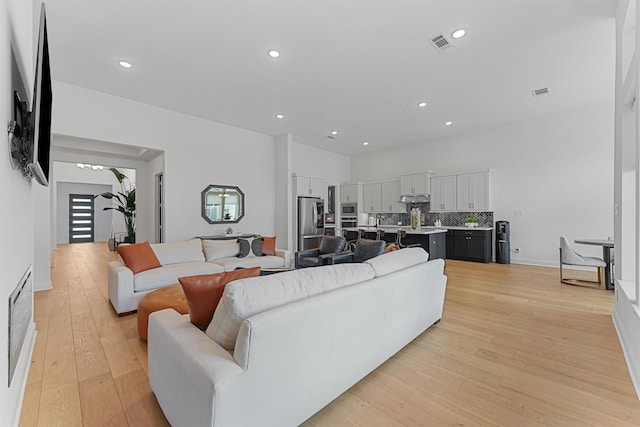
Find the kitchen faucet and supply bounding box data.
[376,213,386,226]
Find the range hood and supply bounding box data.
[399,194,430,203]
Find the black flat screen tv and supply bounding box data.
[27,3,52,186]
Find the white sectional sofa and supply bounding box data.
[148,248,447,427]
[108,238,290,314]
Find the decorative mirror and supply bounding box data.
[201,185,245,224]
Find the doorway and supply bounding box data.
[155,172,164,243]
[68,194,95,243]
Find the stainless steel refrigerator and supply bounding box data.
[298,196,325,251]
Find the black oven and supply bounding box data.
[341,217,357,228]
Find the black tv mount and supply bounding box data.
[7,91,33,177]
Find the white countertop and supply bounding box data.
[341,225,494,234]
[425,225,494,231]
[341,226,448,235]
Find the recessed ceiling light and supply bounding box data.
[444,121,453,126]
[268,50,280,58]
[362,141,369,146]
[275,113,285,119]
[331,130,338,135]
[118,60,132,68]
[452,29,466,39]
[417,102,427,108]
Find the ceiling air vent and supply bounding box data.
[430,33,452,51]
[532,87,550,97]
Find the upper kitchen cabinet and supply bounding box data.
[294,175,328,199]
[363,183,382,213]
[340,183,362,204]
[381,181,404,213]
[380,181,407,213]
[400,172,431,195]
[456,171,491,211]
[430,175,457,212]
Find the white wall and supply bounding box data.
[351,103,614,266]
[51,81,277,242]
[275,134,294,251]
[32,182,51,291]
[1,0,36,422]
[292,142,351,187]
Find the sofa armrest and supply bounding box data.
[148,309,244,427]
[294,248,320,268]
[324,251,354,265]
[275,248,291,268]
[107,260,135,314]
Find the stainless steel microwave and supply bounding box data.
[341,203,357,215]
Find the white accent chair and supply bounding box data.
[559,236,606,287]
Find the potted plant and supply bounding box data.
[95,168,136,243]
[464,216,478,228]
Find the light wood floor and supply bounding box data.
[20,243,640,426]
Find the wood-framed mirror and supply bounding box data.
[201,185,245,224]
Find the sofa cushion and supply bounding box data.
[260,236,276,256]
[207,263,375,350]
[117,241,162,274]
[365,247,429,277]
[213,255,285,272]
[134,262,224,292]
[202,239,240,261]
[179,267,262,330]
[151,239,205,265]
[238,237,261,258]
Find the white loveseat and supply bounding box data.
[108,238,290,314]
[148,248,446,427]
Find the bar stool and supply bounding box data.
[396,230,421,249]
[375,229,385,240]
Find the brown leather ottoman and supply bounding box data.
[137,284,188,341]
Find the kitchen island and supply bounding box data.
[340,225,495,262]
[340,226,447,260]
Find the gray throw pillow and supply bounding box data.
[237,239,250,257]
[237,237,262,258]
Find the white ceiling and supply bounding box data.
[44,0,617,157]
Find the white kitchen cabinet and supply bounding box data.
[363,183,382,213]
[456,172,491,211]
[340,184,359,203]
[295,175,327,199]
[400,172,430,195]
[430,175,457,212]
[381,181,404,213]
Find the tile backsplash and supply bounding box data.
[371,202,494,227]
[428,211,494,228]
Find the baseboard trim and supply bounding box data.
[34,280,52,291]
[507,258,557,268]
[612,293,640,401]
[8,321,37,427]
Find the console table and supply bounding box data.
[197,234,255,240]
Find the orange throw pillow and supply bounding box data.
[117,241,162,274]
[179,267,262,330]
[261,236,276,256]
[384,243,400,253]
